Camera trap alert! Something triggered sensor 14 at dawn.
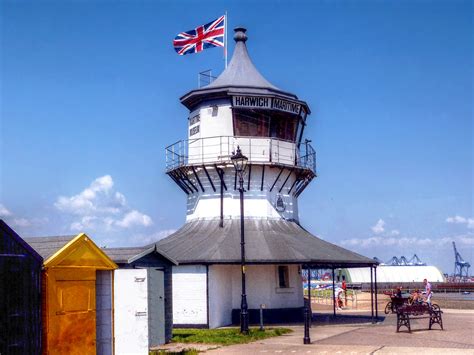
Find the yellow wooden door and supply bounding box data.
[46,270,96,355]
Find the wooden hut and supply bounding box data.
[103,245,176,354]
[0,220,43,354]
[25,233,117,355]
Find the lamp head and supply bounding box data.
[231,146,249,174]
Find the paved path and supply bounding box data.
[206,309,474,354]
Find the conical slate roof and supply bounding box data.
[206,27,278,90]
[151,219,376,267]
[180,27,310,112]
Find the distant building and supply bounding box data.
[340,265,445,283]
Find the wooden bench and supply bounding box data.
[396,303,443,332]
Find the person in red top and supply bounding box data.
[342,278,347,306]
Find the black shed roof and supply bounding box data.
[0,219,43,263]
[151,219,376,268]
[23,235,75,260]
[102,245,178,265]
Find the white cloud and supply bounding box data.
[55,175,152,232]
[459,236,474,245]
[0,204,48,229]
[390,229,400,236]
[101,229,177,248]
[341,234,474,248]
[12,218,32,227]
[446,215,467,224]
[446,215,474,229]
[0,204,12,217]
[371,219,385,234]
[115,210,153,228]
[133,229,176,245]
[55,175,126,215]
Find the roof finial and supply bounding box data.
[234,27,247,42]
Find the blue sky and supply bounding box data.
[1,0,472,273]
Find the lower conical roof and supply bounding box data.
[151,219,376,267]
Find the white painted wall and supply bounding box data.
[186,166,299,221]
[231,264,303,309]
[188,100,233,142]
[208,265,234,328]
[172,265,208,325]
[182,98,308,224]
[114,269,149,355]
[199,101,233,138]
[203,264,303,328]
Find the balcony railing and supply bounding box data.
[165,136,316,174]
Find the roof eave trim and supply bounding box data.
[0,219,43,263]
[174,260,378,266]
[127,245,179,265]
[43,233,118,269]
[180,88,311,114]
[181,86,298,102]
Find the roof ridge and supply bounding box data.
[206,28,278,90]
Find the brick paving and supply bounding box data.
[205,309,474,354]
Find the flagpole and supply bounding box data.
[224,11,228,69]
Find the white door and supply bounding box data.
[172,265,208,325]
[114,269,149,355]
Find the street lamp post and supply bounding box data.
[231,146,249,335]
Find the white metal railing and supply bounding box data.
[165,136,316,173]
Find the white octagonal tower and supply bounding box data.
[166,27,316,223]
[156,28,375,329]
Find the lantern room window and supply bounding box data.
[233,109,299,141]
[270,114,297,141]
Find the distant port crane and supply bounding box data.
[453,241,470,279]
[373,254,427,266]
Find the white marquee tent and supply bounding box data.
[341,265,445,283]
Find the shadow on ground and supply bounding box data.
[312,313,386,325]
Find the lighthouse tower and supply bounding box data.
[156,27,375,329]
[166,27,315,223]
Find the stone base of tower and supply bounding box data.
[172,264,303,329]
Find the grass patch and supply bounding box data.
[172,327,292,346]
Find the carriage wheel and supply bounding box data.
[384,301,392,314]
[431,304,440,312]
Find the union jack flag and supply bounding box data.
[173,16,225,56]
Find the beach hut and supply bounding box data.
[25,233,117,355]
[103,245,176,354]
[0,220,43,354]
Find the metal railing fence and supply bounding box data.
[165,135,316,173]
